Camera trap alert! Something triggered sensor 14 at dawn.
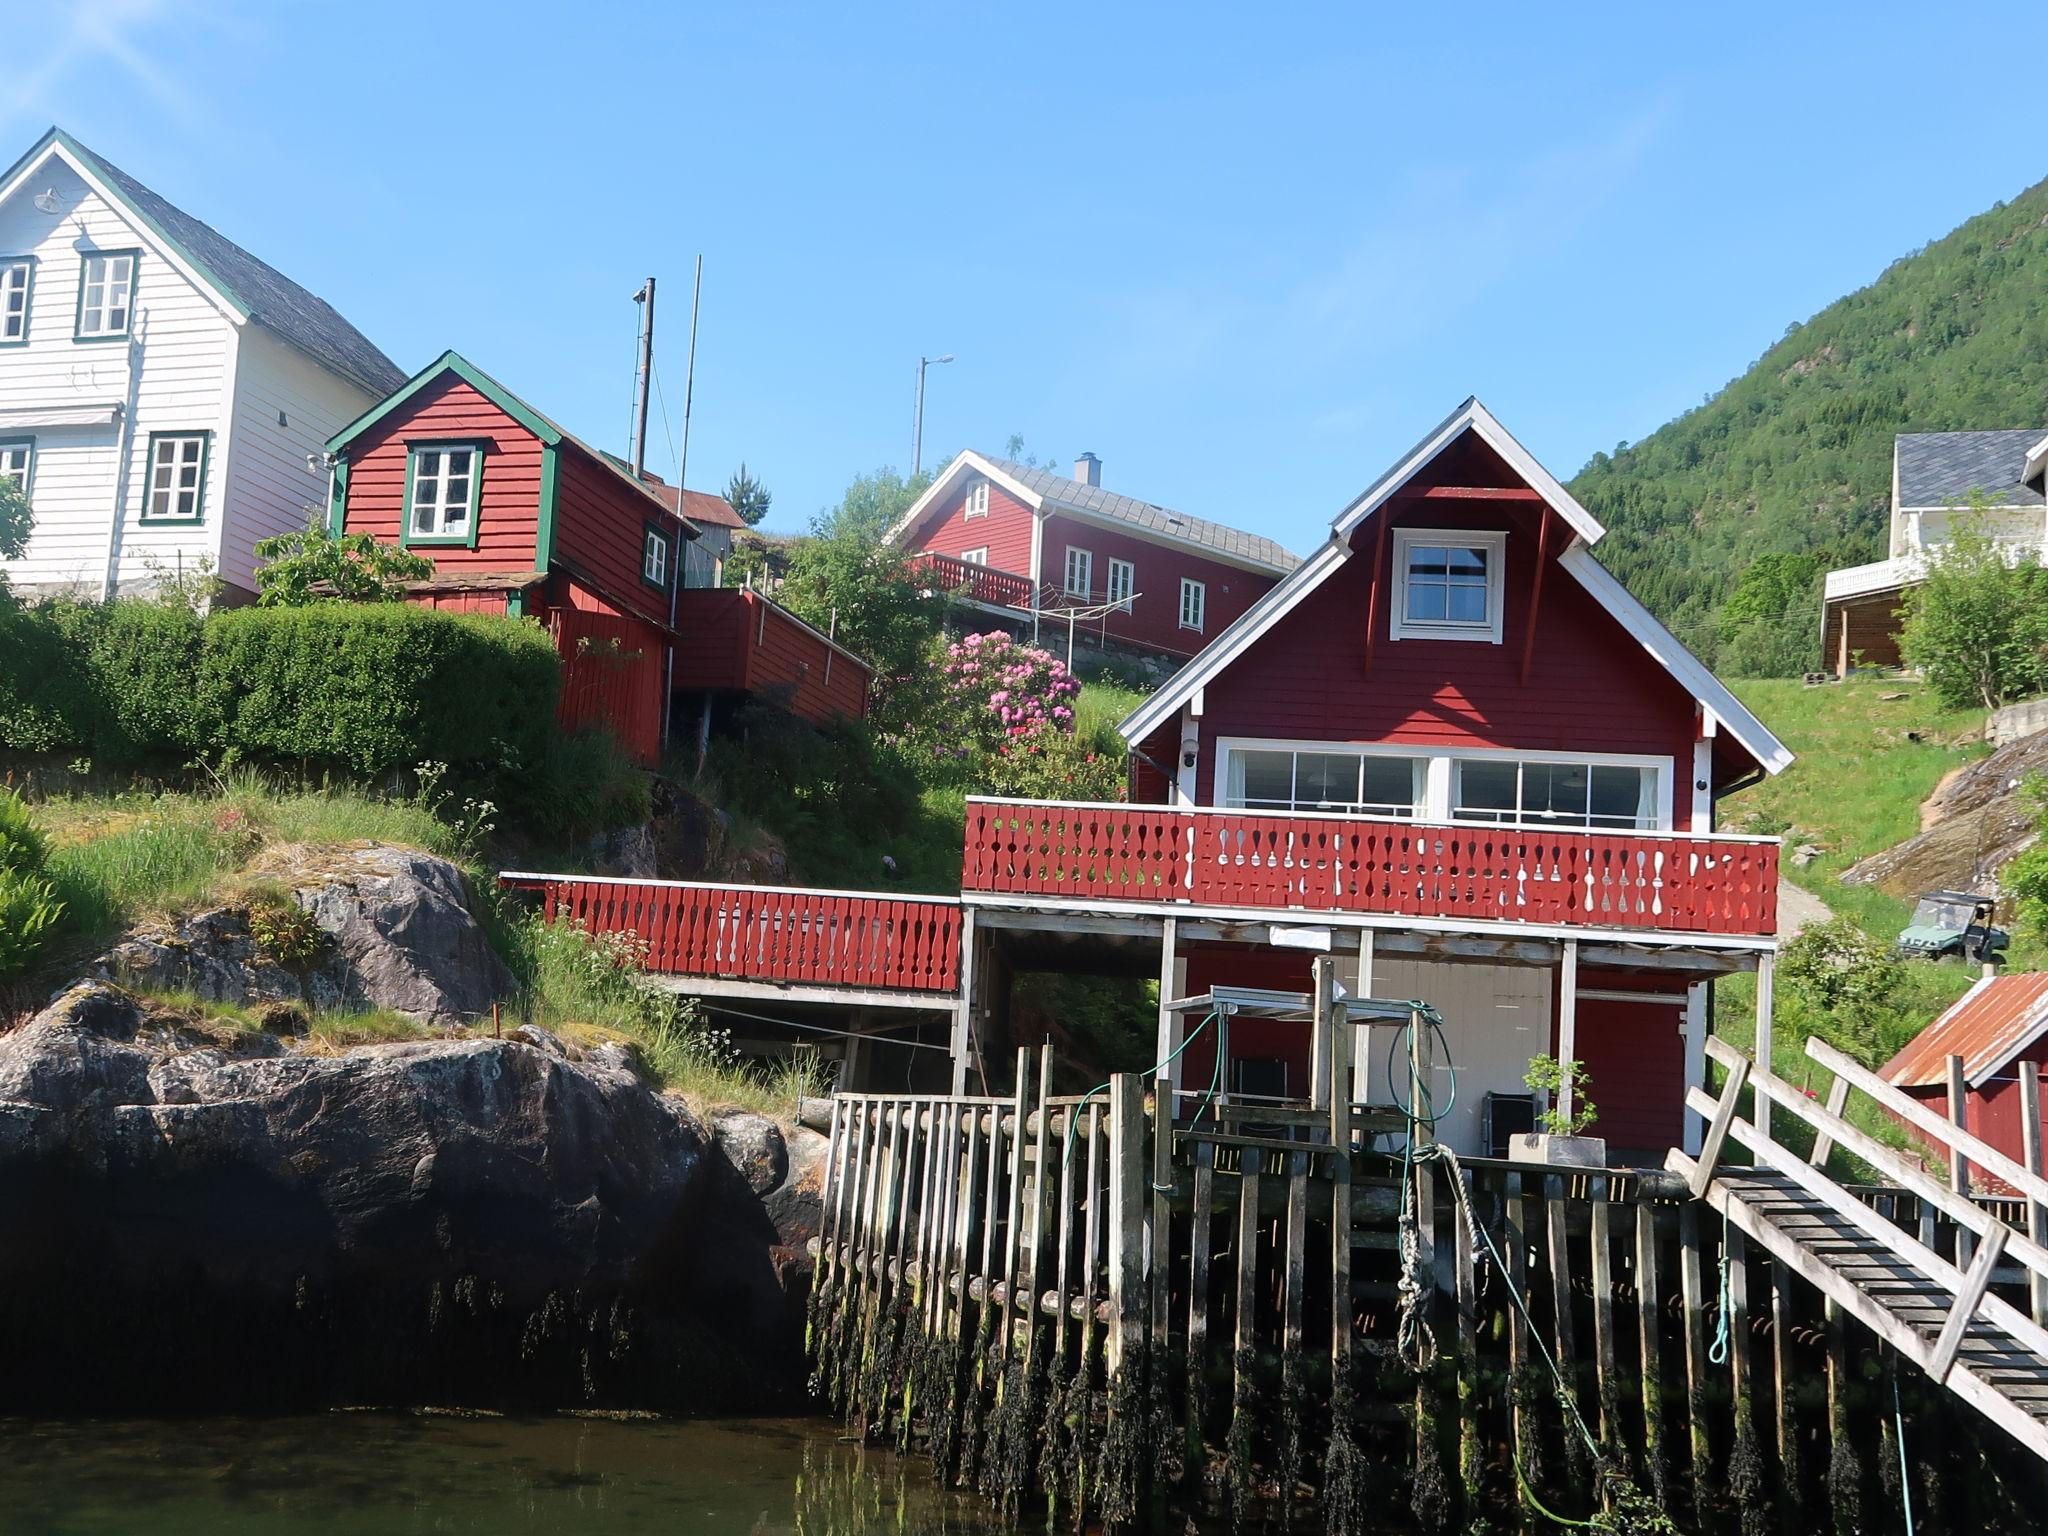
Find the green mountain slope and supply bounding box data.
[1567,175,2048,658]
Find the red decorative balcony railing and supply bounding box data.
[960,798,1780,939]
[907,551,1036,610]
[500,874,964,993]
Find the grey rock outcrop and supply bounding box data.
[94,842,511,1026]
[1841,730,2048,898]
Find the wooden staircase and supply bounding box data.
[1670,1035,2048,1463]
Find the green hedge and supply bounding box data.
[0,600,560,779]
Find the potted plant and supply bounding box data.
[1509,1055,1607,1168]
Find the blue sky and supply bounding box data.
[13,2,2048,552]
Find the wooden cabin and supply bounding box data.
[1880,972,2048,1190]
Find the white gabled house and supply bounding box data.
[0,127,405,602]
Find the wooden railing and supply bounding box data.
[961,797,1780,938]
[908,551,1036,610]
[499,873,963,993]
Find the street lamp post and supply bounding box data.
[913,353,954,477]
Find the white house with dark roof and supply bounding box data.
[888,450,1299,661]
[0,127,405,602]
[1822,428,2048,674]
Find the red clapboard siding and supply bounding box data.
[338,375,542,571]
[1562,972,1691,1154]
[404,590,512,615]
[672,589,871,724]
[1041,512,1282,659]
[550,586,668,764]
[552,449,683,629]
[907,479,1035,575]
[505,875,962,993]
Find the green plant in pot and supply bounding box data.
[1510,1054,1606,1168]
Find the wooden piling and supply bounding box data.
[1636,1201,1668,1508]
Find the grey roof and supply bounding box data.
[44,130,406,399]
[1896,429,2046,509]
[984,457,1300,572]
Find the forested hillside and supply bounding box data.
[1568,173,2048,666]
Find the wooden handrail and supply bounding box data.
[1680,1085,2048,1374]
[1933,1228,2009,1384]
[1807,1036,2048,1210]
[1708,1037,2048,1294]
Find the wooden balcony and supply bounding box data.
[907,551,1037,611]
[960,798,1780,940]
[500,873,963,994]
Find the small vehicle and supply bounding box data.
[1894,890,2009,963]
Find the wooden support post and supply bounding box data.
[1077,1102,1104,1507]
[1726,1226,1755,1459]
[1022,1050,1054,1382]
[1505,1170,1535,1483]
[1688,1055,1751,1199]
[1807,1074,1851,1170]
[1556,940,1580,1124]
[1677,1203,1712,1514]
[995,1051,1031,1376]
[1454,1162,1482,1510]
[1929,1223,2007,1384]
[1352,930,1376,1113]
[1187,1138,1216,1466]
[2025,1060,2048,1328]
[1283,1150,1310,1494]
[1635,1202,1667,1508]
[1311,954,1335,1114]
[1824,1301,1852,1518]
[1589,1179,1620,1447]
[1771,1260,1799,1505]
[1233,1157,1263,1497]
[1754,951,1776,1144]
[1151,923,1179,1400]
[1947,1051,1974,1269]
[1106,1072,1148,1380]
[1545,1174,1578,1427]
[1411,1008,1439,1304]
[1682,983,1708,1156]
[950,909,978,1094]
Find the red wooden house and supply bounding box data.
[326,352,869,763]
[887,451,1299,662]
[1880,973,2048,1190]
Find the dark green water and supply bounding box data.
[0,1415,1016,1535]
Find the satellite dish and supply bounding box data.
[31,188,64,215]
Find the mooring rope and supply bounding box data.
[1892,1374,1916,1536]
[1061,1006,1223,1181]
[1708,1210,1733,1366]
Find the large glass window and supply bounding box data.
[406,443,481,542]
[1452,758,1656,830]
[1226,747,1423,817]
[75,251,136,340]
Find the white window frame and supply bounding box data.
[1213,736,1673,832]
[75,250,137,340]
[1107,557,1135,610]
[0,437,31,497]
[960,546,990,566]
[1391,526,1506,644]
[963,481,990,519]
[404,441,483,544]
[0,258,32,345]
[1063,545,1093,598]
[141,432,208,523]
[1179,577,1207,632]
[1220,741,1427,818]
[642,524,671,586]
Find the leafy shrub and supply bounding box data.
[1525,1054,1597,1137]
[1899,514,2048,708]
[508,727,651,841]
[194,605,559,778]
[253,522,436,605]
[72,598,205,761]
[980,724,1126,801]
[0,602,103,753]
[0,788,62,978]
[1777,916,1911,1063]
[248,898,327,968]
[0,787,48,874]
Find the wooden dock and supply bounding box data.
[806,1017,2048,1531]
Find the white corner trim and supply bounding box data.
[1388,526,1506,644]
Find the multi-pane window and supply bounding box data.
[1226,747,1423,817]
[1452,758,1656,830]
[407,444,479,541]
[0,439,31,496]
[0,259,32,344]
[1393,527,1504,641]
[76,251,136,339]
[1107,557,1135,610]
[142,433,206,521]
[1179,577,1206,631]
[642,525,672,587]
[963,481,989,519]
[1063,546,1093,598]
[960,546,989,565]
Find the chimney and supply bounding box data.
[1075,451,1102,487]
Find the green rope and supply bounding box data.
[1892,1375,1916,1536]
[1516,1453,1613,1531]
[1061,1007,1221,1174]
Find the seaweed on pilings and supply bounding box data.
[897,1316,934,1456]
[1410,1367,1450,1536]
[1147,1334,1182,1491]
[926,1332,967,1481]
[1183,1333,1210,1492]
[1827,1434,1861,1536]
[1322,1358,1370,1536]
[1728,1422,1769,1536]
[1224,1343,1259,1531]
[1036,1352,1080,1521]
[1097,1336,1148,1532]
[1276,1352,1305,1525]
[1590,1459,1681,1536]
[982,1342,1040,1523]
[956,1298,998,1490]
[1511,1361,1548,1503]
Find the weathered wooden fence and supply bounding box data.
[808,1049,2044,1533]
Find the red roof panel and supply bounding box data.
[1879,972,2048,1091]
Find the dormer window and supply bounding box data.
[1391,527,1504,643]
[0,258,32,345]
[404,442,483,546]
[964,481,990,519]
[75,250,137,341]
[642,523,673,588]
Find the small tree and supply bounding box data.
[1524,1054,1597,1137]
[253,519,435,606]
[724,463,772,527]
[1898,505,2048,708]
